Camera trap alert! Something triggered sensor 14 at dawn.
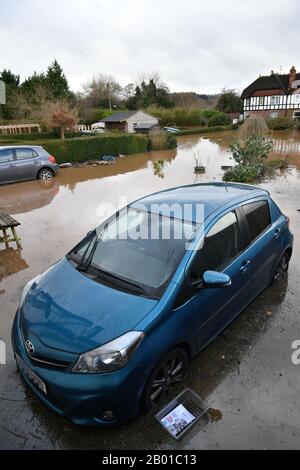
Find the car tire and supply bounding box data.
[272,251,290,283]
[38,168,54,181]
[141,348,188,413]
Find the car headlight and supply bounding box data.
[72,331,145,373]
[20,276,41,308]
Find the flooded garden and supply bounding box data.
[1,130,300,450]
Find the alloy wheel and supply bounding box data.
[150,353,186,404]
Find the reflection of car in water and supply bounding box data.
[0,179,60,215]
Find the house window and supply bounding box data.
[133,123,138,129]
[293,111,300,120]
[294,94,300,104]
[259,97,265,106]
[270,96,280,105]
[270,112,279,119]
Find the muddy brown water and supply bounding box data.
[0,130,300,449]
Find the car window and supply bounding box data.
[15,148,36,160]
[190,211,242,280]
[0,149,14,163]
[243,201,271,243]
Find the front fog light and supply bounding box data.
[102,410,115,421]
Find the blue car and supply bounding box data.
[12,183,293,426]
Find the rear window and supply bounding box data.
[243,201,271,243]
[15,148,37,160]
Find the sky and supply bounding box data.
[0,0,299,95]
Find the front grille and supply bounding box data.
[20,322,70,370]
[30,356,69,370]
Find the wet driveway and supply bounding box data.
[0,131,300,449]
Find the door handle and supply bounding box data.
[240,260,251,273]
[9,163,16,167]
[274,228,281,238]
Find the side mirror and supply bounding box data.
[203,271,232,289]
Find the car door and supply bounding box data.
[239,199,283,298]
[0,148,18,184]
[14,148,38,181]
[186,209,255,352]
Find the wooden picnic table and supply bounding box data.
[0,213,21,248]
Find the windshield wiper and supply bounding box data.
[89,267,147,296]
[76,236,99,273]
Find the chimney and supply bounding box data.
[289,66,297,88]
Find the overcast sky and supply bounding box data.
[0,0,299,94]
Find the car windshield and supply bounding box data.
[67,208,197,299]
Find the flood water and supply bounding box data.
[0,130,300,450]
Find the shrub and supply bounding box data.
[267,117,294,130]
[223,165,260,183]
[148,131,177,151]
[230,135,273,166]
[166,133,177,149]
[208,112,231,127]
[223,159,288,183]
[223,135,283,183]
[35,133,149,164]
[146,106,232,128]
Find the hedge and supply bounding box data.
[8,134,149,164]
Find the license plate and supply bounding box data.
[16,354,47,395]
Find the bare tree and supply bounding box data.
[83,74,122,108]
[37,100,78,139]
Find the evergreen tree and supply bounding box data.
[217,89,243,114]
[46,59,71,99]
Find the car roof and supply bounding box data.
[131,183,269,223]
[0,145,42,150]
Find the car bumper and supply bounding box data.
[12,310,148,426]
[52,164,59,176]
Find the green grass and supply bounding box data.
[179,124,238,136]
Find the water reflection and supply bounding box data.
[0,179,60,215]
[0,247,29,282]
[0,131,299,218]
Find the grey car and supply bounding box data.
[0,146,59,185]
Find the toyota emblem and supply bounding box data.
[25,340,35,356]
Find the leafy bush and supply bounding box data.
[166,133,177,149]
[223,165,260,183]
[267,117,294,130]
[146,106,232,128]
[230,135,273,166]
[148,131,177,151]
[208,112,231,127]
[223,135,286,183]
[34,134,149,164]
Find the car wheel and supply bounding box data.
[141,348,188,412]
[38,168,54,181]
[273,251,290,283]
